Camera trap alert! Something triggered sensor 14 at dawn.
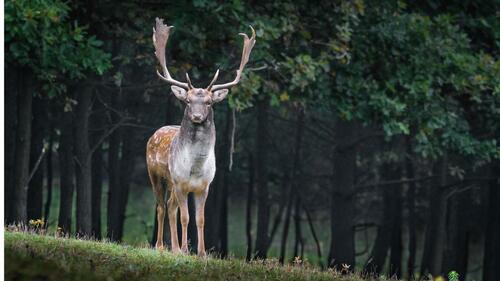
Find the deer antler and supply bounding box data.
[153,18,189,89]
[208,26,256,91]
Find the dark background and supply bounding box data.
[4,0,500,280]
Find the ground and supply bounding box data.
[5,230,381,281]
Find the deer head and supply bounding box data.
[153,18,256,124]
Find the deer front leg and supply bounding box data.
[167,192,180,253]
[194,189,209,257]
[175,189,189,254]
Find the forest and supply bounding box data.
[4,0,500,280]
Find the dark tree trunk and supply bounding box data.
[116,124,134,241]
[443,191,469,277]
[363,162,392,275]
[291,108,305,261]
[421,156,448,276]
[90,93,105,239]
[245,153,254,261]
[12,69,34,224]
[388,171,403,278]
[5,66,18,224]
[267,170,290,249]
[108,88,136,242]
[328,120,356,269]
[279,192,294,264]
[278,107,306,263]
[58,110,75,234]
[91,145,103,239]
[204,158,221,252]
[303,204,324,267]
[44,121,54,226]
[363,186,391,275]
[27,96,46,221]
[218,106,233,258]
[74,86,93,236]
[405,138,417,279]
[107,90,123,241]
[292,197,304,260]
[254,98,270,259]
[482,162,500,281]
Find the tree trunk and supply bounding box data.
[245,153,254,261]
[388,170,403,278]
[12,69,34,224]
[107,90,123,241]
[279,192,294,264]
[44,122,54,226]
[74,86,93,236]
[27,96,46,221]
[443,191,469,277]
[278,106,305,264]
[292,197,304,260]
[364,159,402,276]
[405,138,417,279]
[482,162,500,281]
[363,185,391,275]
[91,145,103,239]
[328,120,356,269]
[303,204,324,267]
[218,106,233,257]
[58,110,75,234]
[5,66,18,224]
[108,89,135,242]
[116,124,134,241]
[90,94,105,239]
[421,156,448,276]
[254,98,270,259]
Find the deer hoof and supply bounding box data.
[197,251,207,258]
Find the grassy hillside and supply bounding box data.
[5,231,380,281]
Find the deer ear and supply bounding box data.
[171,86,187,101]
[212,89,229,103]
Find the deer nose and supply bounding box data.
[192,113,203,122]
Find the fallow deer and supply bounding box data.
[146,18,255,256]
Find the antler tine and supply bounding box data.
[153,18,189,89]
[210,26,256,91]
[185,73,194,89]
[206,69,220,91]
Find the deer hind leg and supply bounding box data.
[150,174,166,250]
[167,189,180,253]
[194,189,209,257]
[174,189,189,254]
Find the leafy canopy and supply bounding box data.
[5,0,111,97]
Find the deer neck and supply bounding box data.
[176,107,215,160]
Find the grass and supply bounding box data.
[5,230,382,281]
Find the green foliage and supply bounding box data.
[331,8,500,160]
[448,270,460,281]
[5,0,111,97]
